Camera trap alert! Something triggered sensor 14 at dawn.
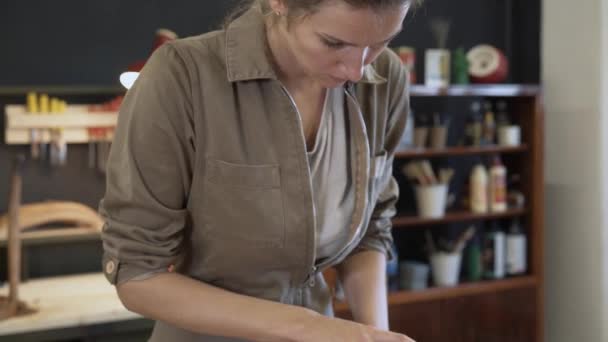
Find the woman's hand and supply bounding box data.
[293,314,415,342]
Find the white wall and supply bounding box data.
[602,0,608,340]
[543,0,607,341]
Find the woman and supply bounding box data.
[100,0,416,341]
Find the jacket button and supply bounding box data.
[105,260,116,274]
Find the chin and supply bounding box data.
[323,75,347,88]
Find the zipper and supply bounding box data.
[278,83,319,287]
[279,84,369,294]
[296,287,303,306]
[307,266,317,287]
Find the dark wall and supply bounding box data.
[0,0,540,282]
[0,0,540,87]
[0,0,241,86]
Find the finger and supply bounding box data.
[373,330,416,342]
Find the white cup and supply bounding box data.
[430,252,462,287]
[415,184,447,218]
[498,125,521,146]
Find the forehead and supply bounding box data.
[300,1,409,44]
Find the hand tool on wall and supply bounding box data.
[26,92,41,160]
[49,128,67,166]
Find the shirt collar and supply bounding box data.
[225,8,387,85]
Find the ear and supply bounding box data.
[268,0,288,16]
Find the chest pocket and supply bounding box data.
[202,158,285,248]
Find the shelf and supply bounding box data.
[334,276,537,312]
[5,104,117,144]
[5,105,117,129]
[395,144,528,158]
[392,208,527,227]
[409,84,541,97]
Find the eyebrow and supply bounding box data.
[319,28,403,47]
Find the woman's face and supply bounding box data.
[280,1,409,88]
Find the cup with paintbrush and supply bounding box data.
[428,227,475,287]
[412,113,430,149]
[402,161,454,218]
[430,112,450,149]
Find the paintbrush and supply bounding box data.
[419,160,438,184]
[402,162,428,185]
[439,168,455,184]
[453,226,476,253]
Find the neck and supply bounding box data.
[265,19,323,93]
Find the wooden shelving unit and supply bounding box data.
[336,84,544,342]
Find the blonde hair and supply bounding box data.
[224,0,420,27]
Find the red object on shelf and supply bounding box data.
[124,29,178,73]
[467,45,509,83]
[396,46,416,84]
[126,60,147,73]
[152,29,178,52]
[88,95,124,112]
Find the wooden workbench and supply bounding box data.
[0,273,153,341]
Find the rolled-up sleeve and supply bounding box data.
[100,43,195,285]
[352,52,410,261]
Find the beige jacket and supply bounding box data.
[100,7,409,342]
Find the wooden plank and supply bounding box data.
[6,128,112,144]
[531,94,546,342]
[395,145,528,158]
[0,273,140,336]
[392,208,527,227]
[336,301,443,341]
[409,84,541,97]
[334,276,537,313]
[439,287,537,342]
[5,105,117,129]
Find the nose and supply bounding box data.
[341,47,369,82]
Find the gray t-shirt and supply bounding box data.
[307,88,355,262]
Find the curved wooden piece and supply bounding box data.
[0,201,103,233]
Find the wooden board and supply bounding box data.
[5,105,117,144]
[5,105,118,129]
[0,273,140,336]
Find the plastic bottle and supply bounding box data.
[489,156,507,212]
[465,101,483,146]
[496,100,510,130]
[483,221,505,279]
[466,230,483,282]
[470,163,488,213]
[506,218,527,276]
[482,101,496,145]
